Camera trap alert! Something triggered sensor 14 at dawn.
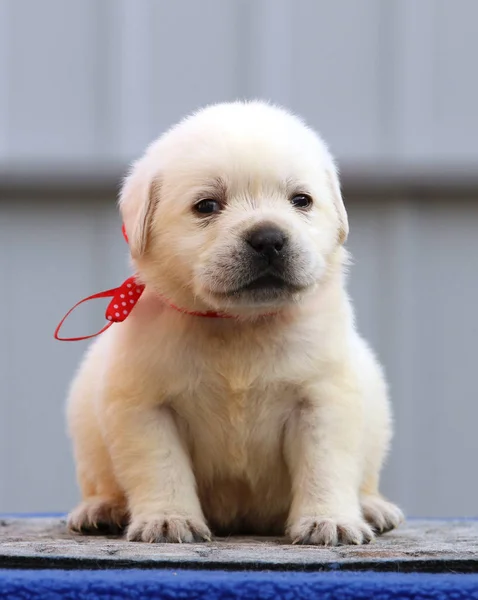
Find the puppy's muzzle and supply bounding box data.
[206,223,307,300]
[245,225,287,267]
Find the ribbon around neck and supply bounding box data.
[54,225,234,342]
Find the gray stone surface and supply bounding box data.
[1,518,477,572]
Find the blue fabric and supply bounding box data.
[0,513,66,518]
[1,569,478,600]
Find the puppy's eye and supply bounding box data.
[291,194,313,209]
[194,199,221,215]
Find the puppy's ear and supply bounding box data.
[119,160,160,259]
[326,163,349,244]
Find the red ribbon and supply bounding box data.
[122,223,128,244]
[54,276,145,341]
[54,225,232,342]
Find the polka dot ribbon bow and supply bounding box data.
[54,225,233,342]
[54,226,146,340]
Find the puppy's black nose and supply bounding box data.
[246,226,287,260]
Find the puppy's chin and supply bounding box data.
[196,276,315,315]
[192,258,327,315]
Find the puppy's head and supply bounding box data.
[120,101,348,315]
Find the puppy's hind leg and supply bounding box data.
[66,376,128,535]
[359,397,404,534]
[360,463,404,535]
[360,462,403,535]
[356,343,404,535]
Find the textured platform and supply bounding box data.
[1,517,477,573]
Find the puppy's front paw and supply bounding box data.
[288,516,374,546]
[127,514,211,543]
[361,495,404,534]
[68,498,128,535]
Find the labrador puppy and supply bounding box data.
[66,101,403,545]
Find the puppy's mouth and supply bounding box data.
[198,252,318,307]
[240,273,288,292]
[218,271,305,301]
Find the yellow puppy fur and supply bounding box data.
[67,101,403,545]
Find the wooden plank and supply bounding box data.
[3,165,478,193]
[1,518,477,573]
[393,0,478,164]
[106,0,157,161]
[0,0,9,161]
[288,0,384,162]
[0,197,114,513]
[6,0,100,162]
[150,0,240,135]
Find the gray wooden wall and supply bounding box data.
[1,0,477,518]
[2,0,478,171]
